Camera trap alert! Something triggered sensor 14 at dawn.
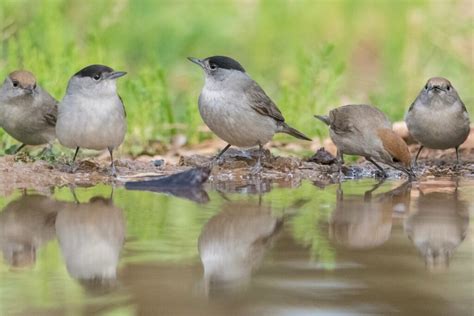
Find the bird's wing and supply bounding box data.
[119,94,126,117]
[328,108,355,134]
[245,80,285,122]
[42,95,58,127]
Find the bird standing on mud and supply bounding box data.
[405,77,470,166]
[315,104,415,179]
[56,65,127,176]
[0,70,57,153]
[188,55,311,174]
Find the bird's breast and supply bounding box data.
[57,95,126,150]
[198,88,277,147]
[406,102,470,149]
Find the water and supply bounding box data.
[0,177,472,316]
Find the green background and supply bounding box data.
[0,0,472,156]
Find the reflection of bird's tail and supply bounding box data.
[279,123,312,141]
[314,115,330,126]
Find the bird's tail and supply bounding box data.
[279,123,312,141]
[314,115,331,126]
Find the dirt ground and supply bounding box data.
[0,140,473,196]
[0,123,472,194]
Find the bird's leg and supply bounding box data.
[336,150,344,180]
[250,143,263,175]
[39,143,54,159]
[14,143,26,154]
[364,178,386,201]
[414,145,424,167]
[72,147,80,162]
[337,150,345,165]
[108,147,117,177]
[336,183,343,201]
[211,143,231,167]
[69,185,79,204]
[68,147,80,173]
[455,146,461,169]
[366,157,388,178]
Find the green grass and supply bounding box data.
[0,0,472,156]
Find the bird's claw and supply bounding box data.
[250,161,263,175]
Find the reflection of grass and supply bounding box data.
[0,178,417,314]
[1,0,471,156]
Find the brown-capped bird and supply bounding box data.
[0,70,57,153]
[405,77,470,165]
[315,104,415,179]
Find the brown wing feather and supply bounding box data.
[245,80,285,122]
[328,108,354,134]
[42,95,58,127]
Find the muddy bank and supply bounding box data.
[0,144,473,195]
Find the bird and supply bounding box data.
[0,194,60,268]
[404,189,469,271]
[56,64,127,175]
[315,104,415,179]
[188,55,311,173]
[405,77,470,166]
[0,70,58,154]
[329,180,411,250]
[55,196,125,286]
[198,202,282,293]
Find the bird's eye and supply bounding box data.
[33,83,37,90]
[446,85,451,91]
[93,74,101,81]
[210,63,217,70]
[12,81,18,88]
[393,157,401,163]
[424,84,428,90]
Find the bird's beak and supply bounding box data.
[106,71,127,80]
[188,57,205,68]
[430,86,443,93]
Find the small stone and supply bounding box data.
[153,159,165,167]
[307,147,337,165]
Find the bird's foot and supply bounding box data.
[38,145,55,162]
[67,163,78,174]
[210,156,225,168]
[109,164,117,178]
[453,160,462,171]
[374,169,388,179]
[250,161,263,176]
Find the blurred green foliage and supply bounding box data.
[0,0,472,156]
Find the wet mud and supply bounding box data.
[0,143,473,195]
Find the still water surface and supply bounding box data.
[0,177,472,315]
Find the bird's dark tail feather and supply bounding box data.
[280,123,312,141]
[314,115,330,126]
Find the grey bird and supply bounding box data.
[0,70,57,153]
[0,194,60,268]
[315,104,415,179]
[56,196,125,286]
[188,56,311,173]
[405,77,470,165]
[198,202,282,293]
[404,190,469,272]
[56,65,127,175]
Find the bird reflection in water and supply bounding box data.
[198,201,282,296]
[329,180,411,249]
[404,181,469,272]
[55,193,125,291]
[0,193,60,268]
